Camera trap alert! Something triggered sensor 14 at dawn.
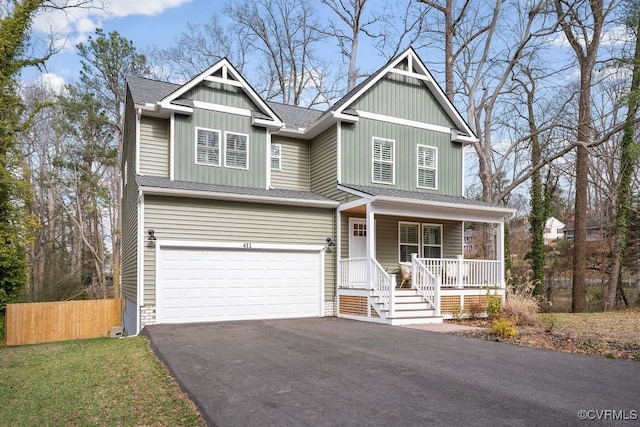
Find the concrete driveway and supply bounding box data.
[143,318,639,426]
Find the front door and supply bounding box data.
[349,218,367,258]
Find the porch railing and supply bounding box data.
[338,258,395,316]
[421,257,501,288]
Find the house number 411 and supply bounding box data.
[243,242,252,249]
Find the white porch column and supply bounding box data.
[496,222,505,289]
[366,203,375,289]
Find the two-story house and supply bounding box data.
[122,47,515,335]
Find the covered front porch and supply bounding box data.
[334,184,515,325]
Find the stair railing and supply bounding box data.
[370,258,395,317]
[411,254,440,316]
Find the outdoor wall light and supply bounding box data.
[326,237,335,247]
[148,229,156,241]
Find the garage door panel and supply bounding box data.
[156,246,322,324]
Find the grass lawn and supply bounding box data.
[0,336,204,426]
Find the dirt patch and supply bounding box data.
[448,308,640,362]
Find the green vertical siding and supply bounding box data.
[340,212,462,273]
[270,135,310,190]
[121,91,139,303]
[341,118,462,195]
[139,116,169,177]
[173,109,267,187]
[351,73,455,128]
[185,81,259,110]
[143,196,336,304]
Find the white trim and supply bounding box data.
[204,75,244,87]
[416,144,438,190]
[195,127,221,167]
[270,142,282,172]
[156,240,324,252]
[388,67,432,82]
[371,137,395,185]
[169,113,175,180]
[422,223,443,258]
[158,59,282,126]
[460,222,465,255]
[223,131,249,170]
[157,103,193,114]
[135,108,141,174]
[192,99,252,117]
[136,191,145,335]
[358,110,452,136]
[139,185,340,208]
[398,221,420,262]
[336,122,342,183]
[338,197,372,212]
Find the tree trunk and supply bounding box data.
[604,11,640,310]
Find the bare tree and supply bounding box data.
[225,0,328,106]
[554,0,611,312]
[146,14,248,82]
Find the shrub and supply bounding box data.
[485,287,502,318]
[537,313,556,333]
[467,301,485,319]
[504,272,539,325]
[488,317,518,338]
[451,305,468,322]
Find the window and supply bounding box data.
[271,143,282,170]
[353,222,366,237]
[225,132,248,169]
[417,145,437,189]
[422,224,442,258]
[196,128,220,166]
[372,137,395,184]
[399,222,420,262]
[398,222,442,261]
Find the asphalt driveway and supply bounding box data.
[143,318,640,426]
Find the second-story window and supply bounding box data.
[372,137,395,184]
[196,128,221,166]
[225,132,249,169]
[417,145,437,189]
[271,143,282,170]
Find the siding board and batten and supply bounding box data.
[341,118,462,195]
[173,109,267,188]
[351,74,455,128]
[6,299,122,346]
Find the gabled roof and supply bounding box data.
[126,47,476,140]
[321,47,477,142]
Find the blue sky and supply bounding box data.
[25,0,223,87]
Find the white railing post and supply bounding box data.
[389,274,396,318]
[435,275,441,316]
[456,255,463,289]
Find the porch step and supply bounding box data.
[388,316,444,325]
[381,308,436,318]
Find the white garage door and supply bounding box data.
[156,245,323,324]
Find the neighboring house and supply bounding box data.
[121,47,515,334]
[544,217,565,245]
[562,219,609,242]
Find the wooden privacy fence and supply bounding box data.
[6,299,122,346]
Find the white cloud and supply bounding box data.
[36,73,67,95]
[31,0,192,50]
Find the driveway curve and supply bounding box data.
[143,318,639,426]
